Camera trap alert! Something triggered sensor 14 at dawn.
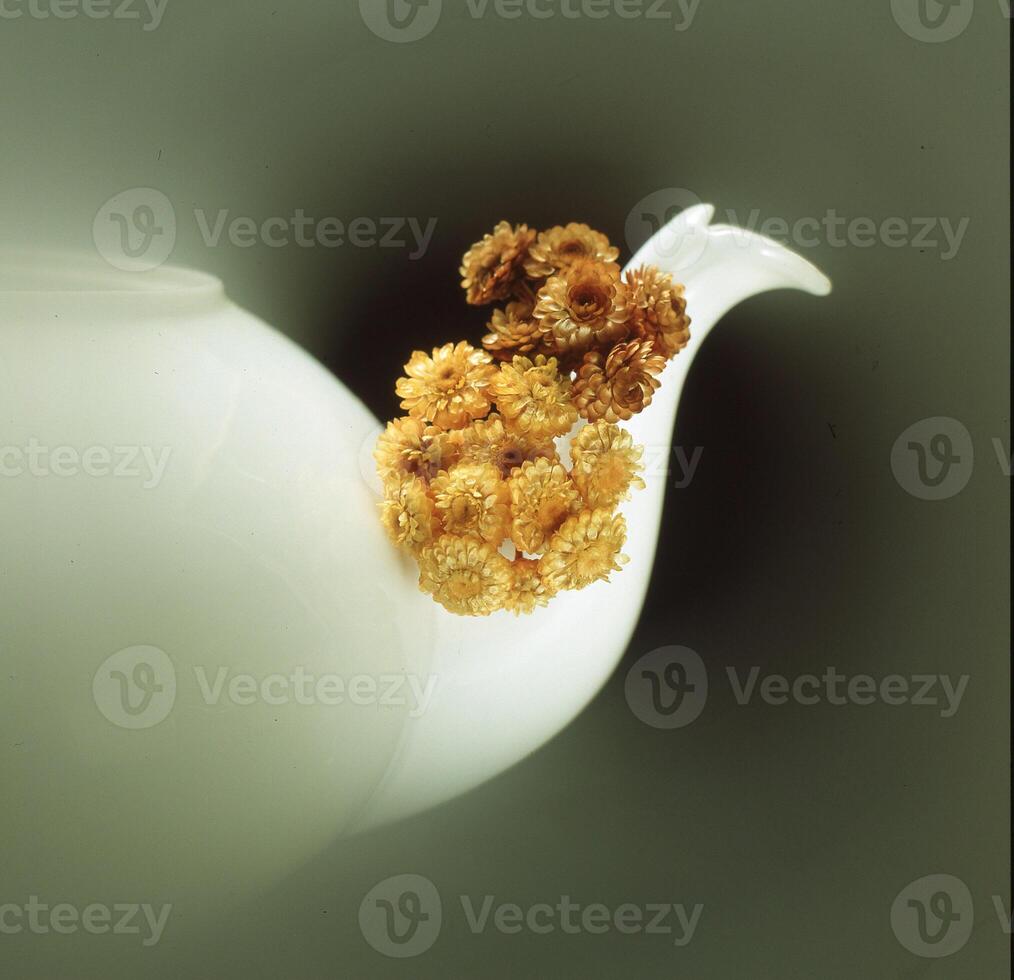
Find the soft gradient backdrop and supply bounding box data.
[1,0,1009,976]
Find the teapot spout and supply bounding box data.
[348,205,831,835]
[622,204,831,454]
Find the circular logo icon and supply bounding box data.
[359,874,442,958]
[359,423,386,499]
[93,188,176,271]
[890,0,973,42]
[891,417,973,500]
[625,645,708,729]
[92,645,177,730]
[891,873,974,957]
[359,0,442,42]
[624,187,709,274]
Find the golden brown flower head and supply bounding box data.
[375,416,461,487]
[524,223,620,280]
[503,556,558,615]
[379,475,439,553]
[508,456,582,555]
[418,535,514,616]
[538,508,629,592]
[572,340,667,423]
[481,299,544,359]
[430,461,511,546]
[396,341,496,430]
[569,420,645,509]
[489,354,578,441]
[533,260,632,357]
[460,221,536,306]
[625,265,691,359]
[456,413,558,478]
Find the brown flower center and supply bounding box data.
[537,498,570,537]
[447,573,481,601]
[568,283,609,320]
[559,239,587,257]
[449,496,479,525]
[498,446,525,473]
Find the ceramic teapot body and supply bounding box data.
[1,256,433,904]
[0,208,829,902]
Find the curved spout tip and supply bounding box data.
[709,224,833,298]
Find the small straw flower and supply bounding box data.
[418,535,514,616]
[625,265,691,359]
[375,416,460,486]
[481,299,544,359]
[538,508,629,592]
[456,413,557,478]
[533,260,632,357]
[569,420,646,509]
[508,457,582,555]
[430,461,511,546]
[503,556,558,615]
[379,474,439,553]
[396,341,496,429]
[572,340,666,423]
[489,354,578,441]
[460,221,536,306]
[524,223,620,280]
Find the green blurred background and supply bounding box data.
[1,0,1009,976]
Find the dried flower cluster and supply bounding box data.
[376,221,690,617]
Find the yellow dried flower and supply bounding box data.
[533,260,632,357]
[379,475,439,553]
[460,221,536,306]
[481,299,544,359]
[430,461,511,546]
[504,556,558,615]
[625,265,691,359]
[524,223,620,279]
[396,341,496,429]
[508,457,582,555]
[538,508,629,592]
[570,420,646,509]
[457,413,558,478]
[572,340,667,423]
[418,535,513,616]
[489,354,578,441]
[375,416,461,486]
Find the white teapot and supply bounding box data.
[0,206,829,904]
